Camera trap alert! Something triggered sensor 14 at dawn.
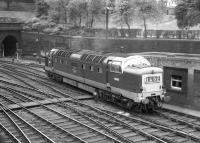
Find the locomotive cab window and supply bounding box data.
[110,61,122,73]
[98,67,102,73]
[171,75,182,90]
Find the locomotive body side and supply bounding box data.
[45,49,165,111]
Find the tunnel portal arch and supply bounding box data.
[0,22,22,58]
[1,35,18,57]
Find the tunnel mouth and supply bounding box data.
[2,35,18,57]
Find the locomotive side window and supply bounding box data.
[98,67,102,73]
[110,61,122,73]
[82,64,86,69]
[71,62,78,68]
[89,66,94,71]
[55,58,57,63]
[60,59,64,64]
[71,62,78,73]
[171,75,182,90]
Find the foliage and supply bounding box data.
[48,0,70,24]
[87,0,104,27]
[175,0,200,29]
[23,16,56,33]
[130,0,167,37]
[67,0,88,27]
[35,0,49,17]
[2,0,13,10]
[25,0,170,35]
[114,0,134,32]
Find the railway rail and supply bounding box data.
[1,58,200,142]
[1,81,195,143]
[0,103,55,143]
[0,87,123,143]
[0,70,162,142]
[154,109,200,136]
[0,64,89,100]
[63,100,200,143]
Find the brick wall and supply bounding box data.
[146,56,200,110]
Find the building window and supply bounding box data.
[98,67,102,73]
[89,66,94,71]
[171,75,182,90]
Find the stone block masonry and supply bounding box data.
[22,32,200,55]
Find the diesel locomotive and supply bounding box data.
[45,49,166,112]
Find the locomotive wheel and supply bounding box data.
[135,105,142,113]
[157,102,163,108]
[126,101,133,110]
[142,105,148,113]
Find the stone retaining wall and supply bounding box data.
[22,32,200,55]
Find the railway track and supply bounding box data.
[1,59,200,142]
[0,65,90,100]
[0,79,56,101]
[0,76,163,142]
[0,103,55,143]
[3,75,200,143]
[0,67,65,96]
[0,59,44,74]
[1,82,188,143]
[154,109,200,136]
[0,88,123,143]
[0,60,91,97]
[61,100,200,143]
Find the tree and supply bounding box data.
[68,0,88,27]
[47,1,60,23]
[48,0,70,24]
[114,0,134,35]
[35,0,49,17]
[88,0,104,27]
[131,0,167,38]
[175,0,200,29]
[58,0,70,24]
[3,0,13,10]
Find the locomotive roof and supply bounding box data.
[52,49,151,68]
[124,66,163,75]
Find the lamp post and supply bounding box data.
[36,37,41,64]
[105,7,109,39]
